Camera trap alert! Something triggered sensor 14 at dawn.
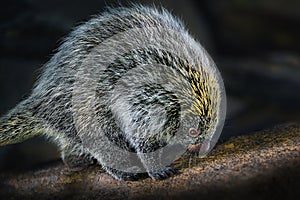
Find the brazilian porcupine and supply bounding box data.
[0,5,226,180]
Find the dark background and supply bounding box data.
[0,0,299,171]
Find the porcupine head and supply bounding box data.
[0,5,226,180]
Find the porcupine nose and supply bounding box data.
[188,141,211,154]
[188,143,202,153]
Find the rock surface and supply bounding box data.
[0,123,299,200]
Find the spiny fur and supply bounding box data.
[0,5,226,180]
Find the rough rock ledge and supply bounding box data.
[0,123,299,200]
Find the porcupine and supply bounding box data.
[0,5,226,180]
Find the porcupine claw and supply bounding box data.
[148,166,177,180]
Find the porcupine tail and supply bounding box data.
[0,98,44,146]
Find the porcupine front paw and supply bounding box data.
[148,166,176,180]
[102,166,142,181]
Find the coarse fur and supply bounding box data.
[0,5,226,180]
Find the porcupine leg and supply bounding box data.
[138,152,176,180]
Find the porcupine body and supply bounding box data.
[0,5,226,180]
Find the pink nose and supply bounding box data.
[188,143,202,153]
[188,142,211,154]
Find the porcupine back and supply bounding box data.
[0,6,187,147]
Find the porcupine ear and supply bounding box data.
[0,98,44,146]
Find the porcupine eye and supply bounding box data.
[188,127,200,138]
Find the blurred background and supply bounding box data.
[0,0,299,171]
